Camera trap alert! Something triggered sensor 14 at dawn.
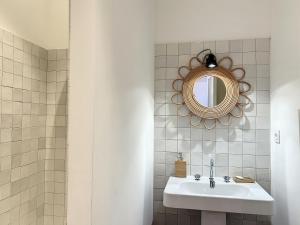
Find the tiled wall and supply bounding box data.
[0,28,47,225]
[154,39,271,225]
[0,28,68,225]
[44,50,68,225]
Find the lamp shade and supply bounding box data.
[205,53,218,68]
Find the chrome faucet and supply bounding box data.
[209,159,215,188]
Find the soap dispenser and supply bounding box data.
[175,152,186,178]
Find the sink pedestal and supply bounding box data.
[201,211,226,225]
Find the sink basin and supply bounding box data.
[163,176,274,215]
[179,181,251,197]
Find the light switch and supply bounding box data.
[274,130,280,144]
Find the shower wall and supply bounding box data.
[44,50,68,225]
[0,28,47,225]
[0,28,68,225]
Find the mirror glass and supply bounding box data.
[193,76,226,107]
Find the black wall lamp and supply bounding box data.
[196,49,218,68]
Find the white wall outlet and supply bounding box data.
[274,130,280,144]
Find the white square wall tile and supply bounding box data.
[229,129,242,142]
[3,44,13,59]
[165,80,174,92]
[166,103,177,115]
[257,91,270,103]
[203,141,216,154]
[229,154,243,167]
[155,44,166,56]
[191,152,202,166]
[203,129,216,141]
[3,30,13,46]
[257,78,270,90]
[166,127,177,140]
[230,40,243,52]
[229,53,243,65]
[191,42,204,54]
[13,36,24,50]
[178,115,190,128]
[204,41,216,53]
[216,154,229,167]
[243,39,255,52]
[166,56,178,67]
[165,68,178,79]
[203,153,215,166]
[243,65,257,77]
[257,104,270,117]
[243,117,256,130]
[216,129,229,141]
[256,142,270,156]
[167,43,178,55]
[191,165,203,175]
[165,164,175,177]
[257,65,270,77]
[155,80,166,91]
[243,168,256,178]
[256,38,270,52]
[178,140,190,152]
[216,167,229,176]
[216,40,229,53]
[243,52,256,64]
[216,142,228,154]
[178,42,191,55]
[243,143,256,155]
[243,130,256,143]
[179,55,190,67]
[155,56,166,68]
[256,52,270,64]
[243,155,255,168]
[166,115,177,128]
[155,151,166,163]
[191,128,203,140]
[256,130,270,142]
[178,128,190,140]
[190,141,202,152]
[229,167,243,177]
[256,117,270,129]
[154,104,166,116]
[256,156,270,169]
[229,142,243,154]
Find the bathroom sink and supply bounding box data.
[163,176,274,215]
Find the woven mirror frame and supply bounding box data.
[171,54,251,129]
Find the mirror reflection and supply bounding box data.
[193,76,226,107]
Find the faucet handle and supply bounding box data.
[194,174,201,181]
[224,176,230,183]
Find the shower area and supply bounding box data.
[0,29,69,225]
[0,1,69,224]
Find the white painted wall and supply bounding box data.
[155,0,271,43]
[271,0,300,225]
[68,1,154,225]
[0,0,69,49]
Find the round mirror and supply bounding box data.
[193,76,226,107]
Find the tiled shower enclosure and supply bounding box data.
[0,28,68,225]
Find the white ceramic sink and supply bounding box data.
[163,176,274,215]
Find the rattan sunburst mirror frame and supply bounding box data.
[171,53,251,129]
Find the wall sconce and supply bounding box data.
[197,49,218,68]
